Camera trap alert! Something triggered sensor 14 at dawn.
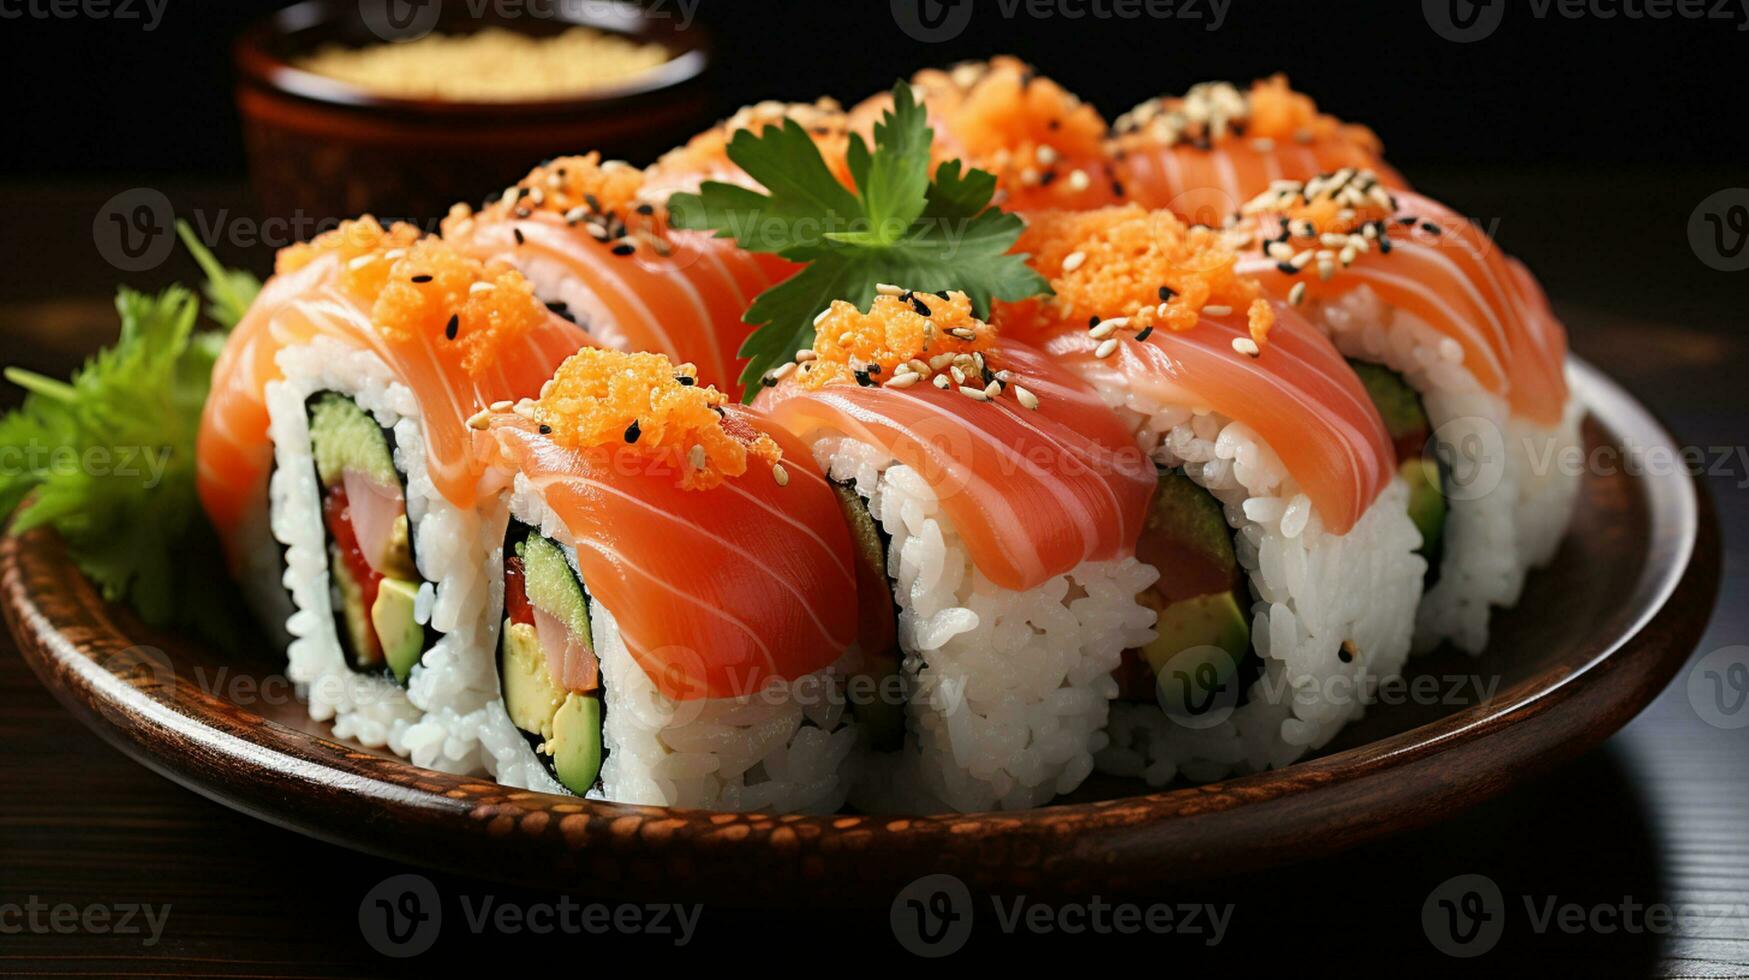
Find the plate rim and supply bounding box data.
[0,357,1720,901]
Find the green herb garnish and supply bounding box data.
[0,223,260,642]
[669,81,1050,397]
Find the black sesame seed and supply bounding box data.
[585,193,602,212]
[1379,238,1393,255]
[854,369,873,387]
[1338,646,1354,664]
[624,420,641,443]
[1277,262,1299,275]
[1110,179,1126,197]
[1158,285,1177,302]
[1135,326,1154,342]
[611,242,636,256]
[761,376,778,388]
[1421,222,1443,236]
[513,228,526,246]
[1048,118,1062,130]
[867,363,882,375]
[910,296,932,317]
[1088,315,1101,330]
[1040,170,1058,186]
[410,274,433,283]
[676,375,696,386]
[538,424,553,435]
[935,290,951,300]
[444,314,459,340]
[634,203,655,216]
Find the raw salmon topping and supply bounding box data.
[790,290,1021,396]
[650,98,854,191]
[1111,75,1387,153]
[1232,169,1428,307]
[1011,205,1275,350]
[921,57,1108,167]
[530,349,780,490]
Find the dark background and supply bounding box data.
[1,2,1746,976]
[1,0,1746,177]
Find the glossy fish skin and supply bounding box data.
[197,250,585,570]
[759,341,1158,592]
[479,410,860,703]
[1237,190,1570,427]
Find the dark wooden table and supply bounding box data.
[1,175,1744,976]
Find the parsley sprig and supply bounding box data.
[669,82,1050,397]
[0,223,259,644]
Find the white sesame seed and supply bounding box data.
[1066,169,1092,193]
[489,399,514,412]
[771,462,789,486]
[1014,385,1039,410]
[1289,282,1308,305]
[1202,305,1233,317]
[564,206,589,223]
[812,308,833,327]
[1095,338,1120,359]
[1232,337,1261,358]
[876,283,905,296]
[950,327,978,341]
[886,371,921,389]
[688,445,706,469]
[771,362,798,381]
[983,380,1001,398]
[933,375,951,390]
[958,385,990,401]
[1035,144,1060,166]
[794,349,818,363]
[347,254,378,270]
[1089,322,1118,340]
[929,353,956,371]
[470,281,494,294]
[1062,251,1086,272]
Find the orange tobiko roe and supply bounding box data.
[799,290,994,388]
[1006,205,1275,346]
[532,348,780,491]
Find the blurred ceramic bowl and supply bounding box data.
[234,0,711,227]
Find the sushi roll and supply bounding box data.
[442,153,789,398]
[847,57,1123,211]
[468,350,863,811]
[759,290,1160,811]
[999,205,1424,781]
[1109,76,1407,225]
[641,97,855,202]
[1232,173,1581,652]
[198,219,585,764]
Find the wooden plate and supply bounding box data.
[0,359,1718,905]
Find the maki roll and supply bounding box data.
[759,290,1160,811]
[1233,173,1580,652]
[641,97,855,202]
[469,350,863,811]
[1108,77,1406,225]
[999,205,1423,781]
[198,220,585,762]
[847,57,1123,211]
[442,153,789,398]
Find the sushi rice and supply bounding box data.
[817,436,1159,812]
[471,470,861,812]
[266,336,499,771]
[1086,380,1425,783]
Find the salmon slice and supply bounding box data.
[1000,205,1397,534]
[1110,76,1407,222]
[197,221,586,570]
[1234,184,1569,426]
[476,361,859,702]
[641,98,856,203]
[847,57,1123,212]
[444,155,791,400]
[757,292,1156,592]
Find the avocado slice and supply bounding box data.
[831,483,906,751]
[372,578,424,684]
[551,694,605,793]
[502,620,566,739]
[518,534,591,643]
[1141,469,1241,597]
[1348,360,1431,453]
[308,393,399,489]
